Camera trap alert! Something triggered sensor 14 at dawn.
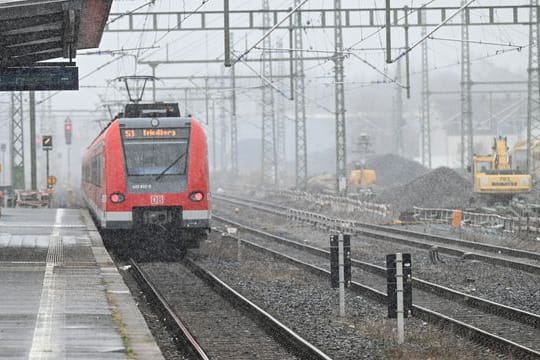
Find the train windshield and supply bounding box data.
[122,139,188,176]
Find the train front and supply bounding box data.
[107,103,210,240]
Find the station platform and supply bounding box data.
[0,208,163,359]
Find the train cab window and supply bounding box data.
[123,140,188,176]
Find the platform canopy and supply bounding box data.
[0,0,113,67]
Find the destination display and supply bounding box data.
[122,128,188,139]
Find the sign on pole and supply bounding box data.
[42,136,53,150]
[47,176,57,187]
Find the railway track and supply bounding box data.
[129,258,331,360]
[210,214,540,358]
[215,194,540,275]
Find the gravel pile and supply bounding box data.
[376,167,474,211]
[365,154,428,187]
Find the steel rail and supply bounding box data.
[215,194,540,274]
[214,214,540,330]
[216,228,540,359]
[182,256,333,360]
[129,259,210,360]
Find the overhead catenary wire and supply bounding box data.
[106,0,156,26]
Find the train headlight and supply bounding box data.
[189,191,204,202]
[110,192,125,204]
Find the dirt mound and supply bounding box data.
[365,154,428,187]
[376,167,474,211]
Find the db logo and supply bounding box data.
[150,194,164,205]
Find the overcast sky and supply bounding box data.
[0,0,534,185]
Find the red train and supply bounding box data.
[82,103,210,248]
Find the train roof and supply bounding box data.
[85,102,194,150]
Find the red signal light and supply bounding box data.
[64,119,72,145]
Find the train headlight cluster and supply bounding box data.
[189,191,204,202]
[110,192,126,204]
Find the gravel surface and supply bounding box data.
[197,235,501,360]
[365,154,428,188]
[376,167,475,212]
[141,261,300,360]
[215,200,540,316]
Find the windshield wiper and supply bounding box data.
[155,152,186,181]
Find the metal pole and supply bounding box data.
[404,6,411,99]
[461,0,473,171]
[224,0,231,67]
[10,91,24,190]
[0,145,5,186]
[527,0,540,174]
[385,0,391,63]
[288,9,295,100]
[294,0,308,190]
[396,252,404,344]
[46,149,50,190]
[29,91,36,190]
[393,60,403,155]
[67,146,71,187]
[421,8,432,169]
[334,0,347,194]
[261,0,277,186]
[219,67,228,172]
[211,99,216,176]
[204,77,209,124]
[230,56,239,176]
[276,40,287,186]
[338,234,345,317]
[150,64,157,102]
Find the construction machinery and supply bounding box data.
[349,163,376,191]
[349,134,377,192]
[471,136,531,200]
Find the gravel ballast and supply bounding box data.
[197,235,501,360]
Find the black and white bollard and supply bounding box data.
[386,253,412,344]
[330,234,351,317]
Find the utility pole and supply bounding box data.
[393,59,403,156]
[29,91,37,190]
[276,39,287,186]
[211,99,216,176]
[334,0,347,194]
[421,8,432,169]
[294,0,307,190]
[219,67,228,172]
[230,35,239,176]
[461,0,473,171]
[261,0,277,186]
[527,0,540,174]
[10,92,24,190]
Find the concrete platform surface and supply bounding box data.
[0,208,163,359]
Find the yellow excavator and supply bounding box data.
[472,136,531,201]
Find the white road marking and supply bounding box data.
[28,209,65,359]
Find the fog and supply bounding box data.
[0,0,533,190]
